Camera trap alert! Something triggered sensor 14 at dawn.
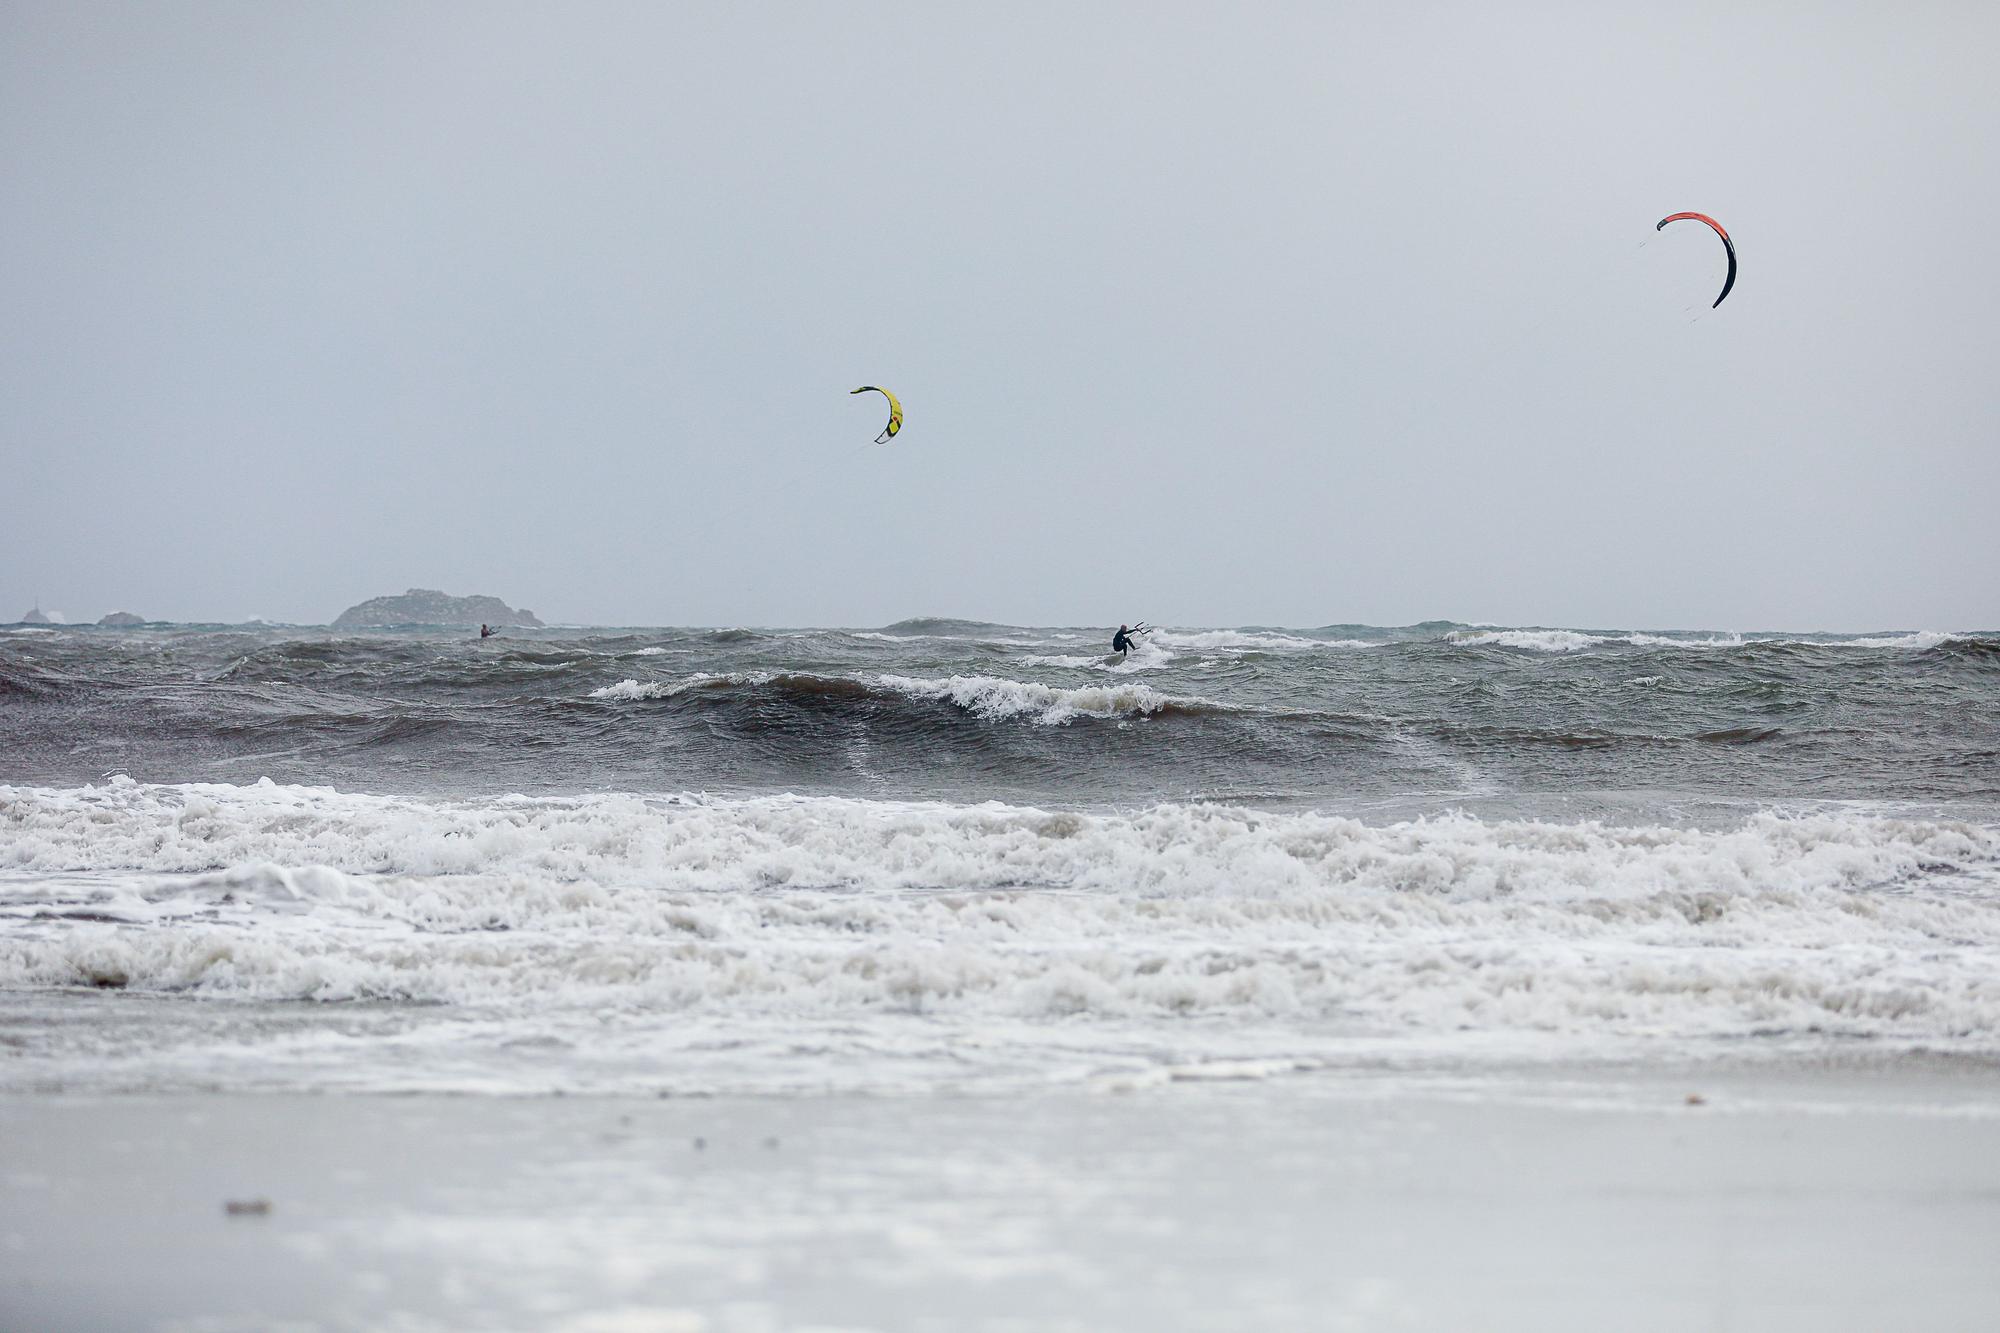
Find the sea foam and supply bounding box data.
[872,673,1220,723]
[5,781,1999,1029]
[1449,628,1970,653]
[1149,629,1376,652]
[587,670,1225,724]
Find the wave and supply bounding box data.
[874,673,1225,723]
[0,665,65,700]
[1824,631,1969,650]
[9,624,1998,818]
[1448,629,1608,653]
[1018,645,1177,673]
[4,782,1999,1055]
[1621,632,1749,649]
[849,629,1018,645]
[1445,629,1744,652]
[874,617,1020,637]
[588,670,1227,725]
[1924,637,2000,664]
[1447,628,1980,654]
[10,780,1997,913]
[1694,726,1786,745]
[1149,629,1375,652]
[590,674,730,701]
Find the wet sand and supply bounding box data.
[4,1066,1999,1332]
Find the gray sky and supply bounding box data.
[3,1,1995,630]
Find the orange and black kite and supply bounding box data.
[1656,212,1737,309]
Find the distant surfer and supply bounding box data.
[1111,624,1141,654]
[479,624,495,639]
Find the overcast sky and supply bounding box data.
[3,2,1994,630]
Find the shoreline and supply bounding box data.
[6,1067,1999,1332]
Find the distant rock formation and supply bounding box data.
[97,612,146,627]
[332,588,544,630]
[20,608,53,624]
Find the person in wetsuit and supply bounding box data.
[479,624,495,639]
[1111,624,1135,654]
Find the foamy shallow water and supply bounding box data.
[4,778,1997,1095]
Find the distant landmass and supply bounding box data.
[19,607,54,625]
[97,612,146,627]
[332,589,544,630]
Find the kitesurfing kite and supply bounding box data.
[850,386,903,444]
[1655,212,1736,308]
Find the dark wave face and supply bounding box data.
[2,622,1996,819]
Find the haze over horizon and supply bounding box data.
[5,600,1998,635]
[4,3,1995,631]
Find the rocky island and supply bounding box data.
[97,612,146,627]
[332,589,544,630]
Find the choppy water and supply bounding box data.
[3,619,1998,1093]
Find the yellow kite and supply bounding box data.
[850,386,902,444]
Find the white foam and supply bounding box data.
[1822,631,1963,650]
[1448,629,1606,652]
[1149,629,1375,652]
[584,670,1214,722]
[6,781,1999,1092]
[873,673,1217,723]
[1450,628,1973,653]
[589,676,711,701]
[1620,633,1747,649]
[1019,641,1174,673]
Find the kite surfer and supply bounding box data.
[1111,623,1146,655]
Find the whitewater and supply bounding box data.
[2,618,1997,1095]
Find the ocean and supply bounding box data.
[3,619,1998,1096]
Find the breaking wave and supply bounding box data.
[3,781,1999,1045]
[590,672,750,701]
[588,671,1226,725]
[873,674,1225,723]
[1825,631,1968,650]
[6,619,1998,817]
[1449,628,1981,654]
[1149,629,1376,652]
